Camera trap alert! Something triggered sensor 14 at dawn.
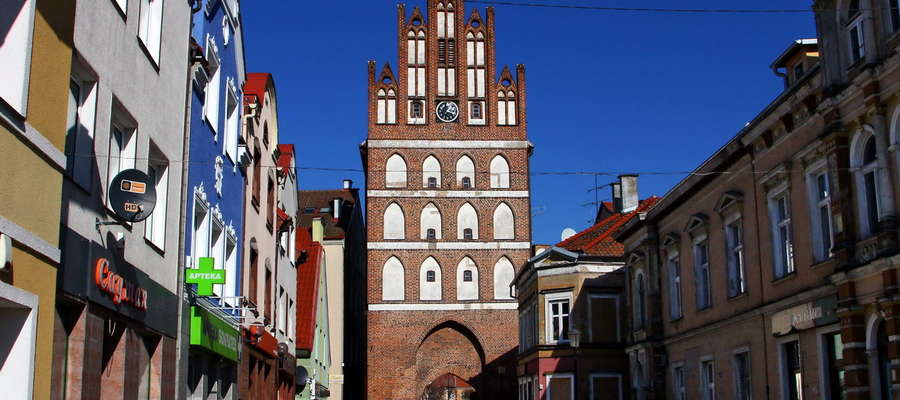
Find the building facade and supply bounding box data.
[361,1,532,397]
[183,1,247,398]
[515,177,657,400]
[296,223,332,400]
[297,183,367,400]
[615,2,900,399]
[274,143,299,400]
[0,1,74,399]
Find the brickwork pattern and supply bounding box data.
[365,148,530,191]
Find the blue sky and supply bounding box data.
[242,1,816,245]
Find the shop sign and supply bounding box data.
[772,295,838,336]
[94,258,149,311]
[190,306,240,361]
[186,257,226,296]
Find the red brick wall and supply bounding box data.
[365,148,531,191]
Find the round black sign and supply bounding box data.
[109,169,157,222]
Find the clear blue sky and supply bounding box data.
[242,1,816,245]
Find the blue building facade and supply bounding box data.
[184,1,247,399]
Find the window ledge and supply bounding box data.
[136,37,161,72]
[727,291,749,302]
[669,315,683,323]
[810,257,834,269]
[144,237,165,256]
[772,271,797,285]
[696,305,713,313]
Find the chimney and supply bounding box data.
[611,182,623,213]
[312,217,324,242]
[343,179,353,189]
[620,174,639,213]
[332,198,342,220]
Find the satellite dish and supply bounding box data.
[561,228,577,242]
[108,169,157,223]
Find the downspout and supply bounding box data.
[750,148,771,400]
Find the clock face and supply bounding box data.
[435,101,460,123]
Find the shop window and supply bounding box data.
[701,359,716,400]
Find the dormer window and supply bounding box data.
[463,228,473,240]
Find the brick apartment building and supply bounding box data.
[615,1,900,399]
[360,0,532,398]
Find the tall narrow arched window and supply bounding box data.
[497,90,517,126]
[437,2,456,96]
[420,257,442,300]
[457,203,479,240]
[852,130,883,237]
[383,203,406,240]
[423,156,442,188]
[457,256,479,300]
[634,273,646,330]
[386,154,407,188]
[376,89,396,124]
[493,257,515,299]
[382,257,405,301]
[408,29,426,123]
[420,203,442,240]
[490,155,510,188]
[493,202,514,240]
[467,31,486,125]
[456,155,475,188]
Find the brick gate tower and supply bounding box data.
[361,1,532,398]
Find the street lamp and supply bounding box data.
[570,328,581,400]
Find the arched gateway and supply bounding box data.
[415,321,486,397]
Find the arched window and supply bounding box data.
[457,203,478,239]
[498,90,517,125]
[382,257,405,301]
[634,273,646,330]
[456,155,475,188]
[467,31,486,124]
[376,89,396,124]
[493,202,514,240]
[386,154,407,188]
[384,203,405,240]
[420,257,442,300]
[420,203,442,240]
[490,155,510,188]
[852,130,883,237]
[436,2,456,96]
[493,257,515,299]
[457,257,478,300]
[423,155,442,188]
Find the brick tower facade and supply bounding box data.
[361,1,531,398]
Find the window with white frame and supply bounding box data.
[769,188,795,278]
[725,219,746,297]
[419,257,442,301]
[138,0,163,62]
[518,301,537,352]
[66,64,98,190]
[210,217,225,297]
[192,196,210,263]
[853,133,882,238]
[694,238,712,310]
[668,252,683,320]
[733,351,751,400]
[807,167,834,262]
[0,0,36,116]
[224,233,236,305]
[223,81,239,163]
[107,114,137,208]
[376,89,397,124]
[673,364,686,400]
[781,339,803,400]
[456,155,476,188]
[144,147,169,249]
[545,292,572,344]
[701,358,716,400]
[204,36,221,133]
[456,257,478,300]
[847,1,866,63]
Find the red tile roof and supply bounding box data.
[243,72,274,107]
[557,197,661,257]
[295,227,323,352]
[276,144,295,169]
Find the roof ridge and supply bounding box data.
[582,197,661,251]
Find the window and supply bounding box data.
[734,352,751,400]
[107,116,136,208]
[673,365,686,400]
[590,374,623,400]
[410,100,424,120]
[144,147,169,249]
[545,292,571,344]
[138,0,163,62]
[493,257,515,300]
[224,234,237,306]
[456,155,475,188]
[420,257,442,300]
[807,169,834,262]
[892,0,900,33]
[252,147,261,206]
[462,177,472,189]
[463,228,473,240]
[853,133,881,237]
[0,0,36,116]
[493,203,514,240]
[471,102,483,119]
[781,340,803,400]
[406,29,426,106]
[204,36,221,133]
[668,253,683,320]
[701,359,716,400]
[822,331,844,400]
[264,267,272,321]
[423,156,441,188]
[223,82,239,162]
[848,12,866,63]
[725,220,746,297]
[546,374,574,400]
[376,89,396,124]
[518,376,537,400]
[420,203,442,240]
[457,257,478,300]
[66,68,97,190]
[634,273,646,330]
[266,176,275,229]
[436,2,456,97]
[382,257,405,301]
[383,203,405,240]
[210,219,224,296]
[386,154,407,188]
[589,295,619,343]
[490,155,511,188]
[192,196,210,265]
[498,90,517,125]
[518,302,537,352]
[769,191,795,278]
[793,63,805,81]
[457,202,478,240]
[875,320,892,400]
[248,245,258,304]
[466,31,487,102]
[426,229,436,240]
[694,240,712,310]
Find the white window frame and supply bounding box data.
[693,235,712,310]
[544,291,572,345]
[806,162,834,262]
[852,130,883,238]
[667,251,683,320]
[191,194,210,266]
[223,232,237,306]
[137,0,163,63]
[113,0,128,14]
[724,215,746,297]
[143,149,168,250]
[768,184,795,279]
[848,14,866,63]
[106,117,137,209]
[732,347,752,400]
[203,35,222,135]
[0,0,36,117]
[210,215,225,297]
[816,325,843,400]
[672,362,686,400]
[777,334,804,400]
[66,64,98,190]
[223,78,239,163]
[700,356,716,400]
[588,294,620,343]
[545,373,574,400]
[589,373,623,400]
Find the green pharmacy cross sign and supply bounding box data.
[186,257,226,296]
